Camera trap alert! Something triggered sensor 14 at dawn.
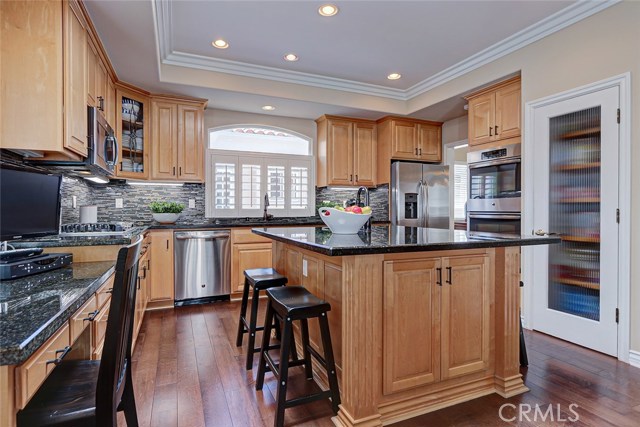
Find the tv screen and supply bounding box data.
[0,167,62,241]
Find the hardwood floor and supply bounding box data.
[120,301,640,427]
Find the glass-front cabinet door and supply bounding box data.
[116,86,149,179]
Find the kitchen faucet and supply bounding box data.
[356,186,371,232]
[263,193,273,221]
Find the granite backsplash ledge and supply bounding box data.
[60,177,390,225]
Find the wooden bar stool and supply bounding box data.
[236,267,288,370]
[256,286,341,427]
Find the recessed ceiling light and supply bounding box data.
[284,53,299,62]
[212,39,229,49]
[387,73,402,80]
[318,4,338,17]
[262,105,276,111]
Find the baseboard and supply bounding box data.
[629,350,640,368]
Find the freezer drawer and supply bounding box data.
[174,230,231,303]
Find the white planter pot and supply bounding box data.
[152,212,181,224]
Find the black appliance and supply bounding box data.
[0,167,62,241]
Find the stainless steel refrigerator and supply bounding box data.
[391,161,451,229]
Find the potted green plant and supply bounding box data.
[150,201,185,224]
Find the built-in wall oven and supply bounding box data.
[467,142,521,236]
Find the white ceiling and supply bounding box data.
[84,0,612,122]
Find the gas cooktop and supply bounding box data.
[59,222,131,237]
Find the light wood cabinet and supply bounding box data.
[383,258,441,394]
[106,77,116,128]
[466,77,521,147]
[376,117,443,183]
[149,230,174,303]
[116,85,150,179]
[150,97,207,182]
[382,254,491,394]
[316,115,377,187]
[230,229,273,294]
[133,240,150,349]
[69,294,98,345]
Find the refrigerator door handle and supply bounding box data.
[422,181,429,227]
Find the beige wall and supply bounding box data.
[204,108,317,141]
[409,2,640,352]
[442,115,468,145]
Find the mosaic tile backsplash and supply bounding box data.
[60,178,390,225]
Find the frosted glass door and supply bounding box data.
[530,86,619,356]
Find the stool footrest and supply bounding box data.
[307,346,327,368]
[285,390,333,409]
[252,344,280,354]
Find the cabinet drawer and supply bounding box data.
[231,228,273,244]
[69,294,98,344]
[15,323,71,409]
[92,303,110,354]
[95,273,115,309]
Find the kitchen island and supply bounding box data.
[252,225,560,426]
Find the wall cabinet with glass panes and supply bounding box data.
[115,85,149,179]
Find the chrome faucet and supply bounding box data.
[356,186,371,232]
[263,193,273,221]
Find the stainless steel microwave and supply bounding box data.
[27,106,118,178]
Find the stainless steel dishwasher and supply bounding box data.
[174,230,231,305]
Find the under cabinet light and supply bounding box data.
[127,181,184,187]
[84,176,109,184]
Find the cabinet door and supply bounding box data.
[64,1,88,157]
[301,255,323,354]
[149,231,174,301]
[116,88,149,179]
[327,120,354,185]
[353,122,376,186]
[323,261,343,378]
[151,101,178,180]
[106,77,116,128]
[468,93,494,146]
[417,124,442,162]
[177,104,204,182]
[383,258,441,394]
[441,255,491,379]
[86,38,97,106]
[390,120,417,159]
[232,243,273,293]
[96,60,108,114]
[495,81,521,141]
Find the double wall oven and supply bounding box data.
[467,142,521,236]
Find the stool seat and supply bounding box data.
[266,286,331,319]
[244,268,288,290]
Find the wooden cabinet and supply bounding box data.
[316,115,377,187]
[106,77,116,128]
[383,258,441,394]
[150,97,206,182]
[466,77,521,147]
[116,85,150,179]
[149,230,174,304]
[382,254,491,394]
[230,229,273,294]
[133,239,151,349]
[69,294,98,345]
[376,117,443,183]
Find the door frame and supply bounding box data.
[522,73,631,362]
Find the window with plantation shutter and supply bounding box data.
[454,162,468,221]
[205,126,314,217]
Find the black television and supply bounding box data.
[0,167,62,241]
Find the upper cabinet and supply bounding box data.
[116,85,149,180]
[316,115,377,187]
[376,117,443,184]
[86,34,112,127]
[466,77,521,147]
[150,96,207,182]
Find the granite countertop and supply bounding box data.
[252,225,561,256]
[0,261,115,365]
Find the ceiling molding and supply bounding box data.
[404,0,621,98]
[152,0,619,102]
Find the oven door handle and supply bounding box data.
[468,213,521,220]
[469,157,521,169]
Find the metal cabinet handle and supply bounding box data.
[137,276,141,290]
[489,127,493,137]
[437,267,442,286]
[166,240,169,250]
[495,125,499,135]
[83,309,100,322]
[355,174,358,182]
[446,266,452,285]
[418,148,422,155]
[350,174,353,182]
[97,96,104,111]
[179,166,182,176]
[173,166,176,176]
[46,346,71,366]
[415,147,418,155]
[105,287,113,294]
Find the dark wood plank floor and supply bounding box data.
[119,301,640,427]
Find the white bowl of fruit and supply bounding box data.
[318,204,372,234]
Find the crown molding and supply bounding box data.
[152,0,619,102]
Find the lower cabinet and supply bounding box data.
[148,230,174,305]
[230,229,274,295]
[382,254,491,394]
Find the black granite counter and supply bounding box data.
[252,225,561,256]
[0,261,115,365]
[146,216,326,229]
